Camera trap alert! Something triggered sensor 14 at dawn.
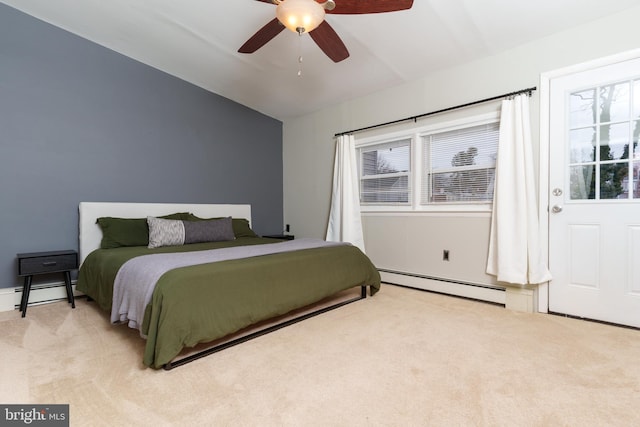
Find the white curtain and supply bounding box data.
[486,95,552,285]
[326,134,366,252]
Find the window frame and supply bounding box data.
[355,112,500,213]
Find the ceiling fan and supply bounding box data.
[238,0,414,63]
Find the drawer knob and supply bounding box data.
[42,261,57,267]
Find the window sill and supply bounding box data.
[360,205,492,216]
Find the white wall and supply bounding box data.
[282,5,640,290]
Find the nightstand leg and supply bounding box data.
[20,275,32,317]
[63,270,75,309]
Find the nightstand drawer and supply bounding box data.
[17,250,78,276]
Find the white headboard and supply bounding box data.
[78,202,252,265]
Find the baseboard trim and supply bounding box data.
[380,270,507,305]
[0,281,80,313]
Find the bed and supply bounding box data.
[76,202,381,369]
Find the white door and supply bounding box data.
[548,55,640,328]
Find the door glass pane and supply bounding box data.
[570,165,596,200]
[634,163,640,198]
[569,127,595,162]
[634,80,640,118]
[601,82,630,123]
[600,162,627,199]
[570,89,596,128]
[568,79,639,201]
[599,122,629,160]
[634,120,640,160]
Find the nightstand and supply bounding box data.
[17,250,78,317]
[262,234,295,240]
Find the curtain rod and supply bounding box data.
[334,86,537,137]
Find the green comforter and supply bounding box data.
[76,237,381,368]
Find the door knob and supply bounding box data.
[551,205,563,213]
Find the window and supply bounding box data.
[423,122,499,204]
[356,114,499,210]
[358,139,411,204]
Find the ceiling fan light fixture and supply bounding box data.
[276,0,325,34]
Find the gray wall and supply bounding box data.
[0,4,283,288]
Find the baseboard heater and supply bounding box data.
[11,280,80,311]
[379,269,506,305]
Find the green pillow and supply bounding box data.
[186,214,258,238]
[230,218,259,238]
[97,212,191,249]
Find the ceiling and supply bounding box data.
[3,0,640,120]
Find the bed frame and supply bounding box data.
[78,202,367,369]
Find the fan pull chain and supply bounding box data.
[297,29,304,77]
[297,45,303,77]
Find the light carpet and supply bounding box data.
[1,284,639,426]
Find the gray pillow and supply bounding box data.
[147,216,235,248]
[183,216,235,244]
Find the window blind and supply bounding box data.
[422,122,499,204]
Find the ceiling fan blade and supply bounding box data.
[327,0,414,14]
[255,0,277,4]
[238,18,285,54]
[309,20,349,63]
